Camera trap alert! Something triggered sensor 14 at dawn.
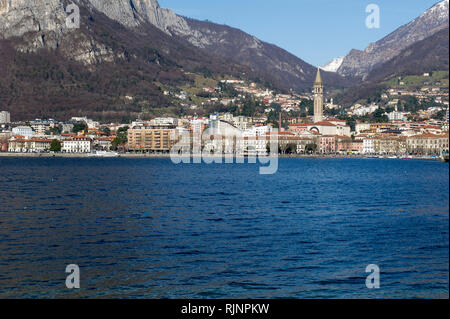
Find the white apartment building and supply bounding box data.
[0,111,11,124]
[362,138,375,154]
[243,125,273,137]
[388,111,408,121]
[12,126,34,137]
[352,104,379,116]
[30,124,48,136]
[149,117,177,126]
[232,116,251,130]
[62,137,92,153]
[355,122,371,135]
[244,136,269,156]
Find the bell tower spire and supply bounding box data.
[313,68,324,123]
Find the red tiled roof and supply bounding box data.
[12,138,53,143]
[265,132,295,135]
[411,134,449,139]
[312,121,336,126]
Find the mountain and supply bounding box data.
[321,57,344,73]
[338,0,449,78]
[168,18,350,92]
[337,27,449,104]
[0,0,351,121]
[84,0,350,91]
[0,0,283,121]
[367,27,449,83]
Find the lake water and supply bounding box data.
[0,157,448,298]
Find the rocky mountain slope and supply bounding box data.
[169,18,350,92]
[367,27,449,83]
[337,27,449,104]
[337,0,449,78]
[81,0,349,91]
[0,0,282,121]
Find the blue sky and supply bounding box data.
[159,0,441,66]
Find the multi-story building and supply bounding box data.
[30,124,48,136]
[12,126,34,137]
[0,111,11,124]
[232,116,251,130]
[8,138,53,153]
[243,136,269,156]
[149,117,178,126]
[128,125,176,153]
[190,117,209,134]
[295,137,319,154]
[362,138,375,154]
[352,104,379,116]
[334,137,363,154]
[62,137,92,153]
[406,134,449,155]
[336,136,353,154]
[387,111,408,122]
[374,136,407,155]
[355,122,371,135]
[243,125,272,137]
[271,132,317,154]
[94,137,115,151]
[319,135,336,154]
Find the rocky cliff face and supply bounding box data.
[0,0,349,91]
[0,0,123,65]
[338,0,449,78]
[0,0,67,38]
[87,0,190,35]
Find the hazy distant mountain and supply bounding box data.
[338,0,449,78]
[321,57,344,73]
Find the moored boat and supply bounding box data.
[88,151,119,157]
[439,150,449,162]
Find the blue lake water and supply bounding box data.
[0,157,448,298]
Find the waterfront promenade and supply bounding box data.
[0,152,442,160]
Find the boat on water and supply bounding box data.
[387,156,398,159]
[88,151,119,158]
[400,156,413,159]
[440,150,449,163]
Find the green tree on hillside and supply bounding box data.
[371,109,389,123]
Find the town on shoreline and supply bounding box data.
[1,70,449,160]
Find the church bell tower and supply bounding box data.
[313,68,324,123]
